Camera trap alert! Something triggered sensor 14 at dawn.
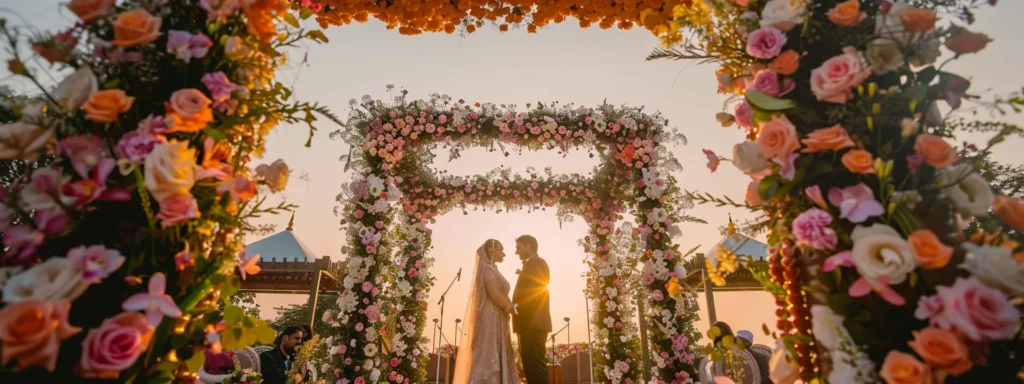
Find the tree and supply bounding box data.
[267,292,340,334]
[219,291,262,319]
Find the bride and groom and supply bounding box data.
[452,235,552,384]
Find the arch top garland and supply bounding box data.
[317,91,703,384]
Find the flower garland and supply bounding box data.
[298,0,679,35]
[328,91,701,383]
[0,0,337,380]
[656,0,1024,383]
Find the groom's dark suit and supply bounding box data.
[512,256,551,384]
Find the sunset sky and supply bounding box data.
[4,1,1023,348]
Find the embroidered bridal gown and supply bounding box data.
[451,244,519,384]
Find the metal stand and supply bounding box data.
[585,294,594,382]
[435,271,460,384]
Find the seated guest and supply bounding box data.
[260,326,303,384]
[199,348,234,383]
[737,330,771,384]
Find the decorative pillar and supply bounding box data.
[696,253,717,324]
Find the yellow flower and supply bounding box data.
[666,277,683,297]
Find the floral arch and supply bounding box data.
[320,92,702,383]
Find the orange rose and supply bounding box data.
[908,327,972,376]
[827,0,866,27]
[841,149,875,174]
[67,0,115,23]
[755,115,800,160]
[0,300,81,372]
[945,29,991,55]
[82,89,134,123]
[880,351,933,384]
[993,196,1024,230]
[112,9,162,47]
[901,8,937,33]
[801,124,855,153]
[164,89,214,133]
[908,229,953,269]
[768,50,800,76]
[914,134,958,168]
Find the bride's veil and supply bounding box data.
[451,240,494,383]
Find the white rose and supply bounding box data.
[866,39,905,75]
[732,141,769,174]
[876,1,914,45]
[673,263,688,278]
[850,224,916,284]
[54,67,98,111]
[810,305,849,350]
[961,243,1024,296]
[2,258,89,303]
[759,0,807,31]
[768,339,800,384]
[144,141,197,202]
[0,122,56,162]
[940,165,994,218]
[255,159,289,192]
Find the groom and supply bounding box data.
[512,235,552,384]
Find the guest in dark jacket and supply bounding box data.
[260,326,303,384]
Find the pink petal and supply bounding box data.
[823,250,853,272]
[846,200,884,223]
[828,187,843,206]
[876,283,907,306]
[94,158,116,182]
[805,186,828,209]
[849,277,873,297]
[99,188,131,201]
[157,296,182,317]
[145,309,165,326]
[149,272,166,295]
[122,293,152,312]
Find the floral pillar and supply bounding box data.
[383,216,435,383]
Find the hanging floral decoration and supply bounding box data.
[324,89,703,383]
[0,0,339,380]
[651,0,1024,383]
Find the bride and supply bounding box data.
[452,239,520,384]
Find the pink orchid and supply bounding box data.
[1,225,44,264]
[915,295,953,330]
[822,250,854,272]
[828,183,884,223]
[702,149,720,173]
[237,250,261,280]
[166,31,213,63]
[67,245,125,283]
[57,135,104,177]
[122,272,182,326]
[62,158,131,207]
[33,207,69,236]
[848,275,906,306]
[774,153,799,181]
[805,185,828,209]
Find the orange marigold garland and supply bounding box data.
[299,0,686,35]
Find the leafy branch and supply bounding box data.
[684,190,759,210]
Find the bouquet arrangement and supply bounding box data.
[222,355,263,384]
[650,0,1024,383]
[0,0,336,380]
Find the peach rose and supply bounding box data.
[914,134,957,168]
[841,149,875,174]
[908,229,953,269]
[0,122,56,161]
[755,115,800,160]
[880,351,933,384]
[827,0,866,27]
[901,8,937,33]
[993,196,1024,230]
[0,300,80,372]
[810,47,871,103]
[801,124,855,153]
[144,141,197,202]
[768,50,800,76]
[156,193,200,228]
[908,327,972,376]
[945,28,991,55]
[82,89,134,123]
[164,89,214,133]
[112,9,162,47]
[79,312,154,378]
[67,0,115,23]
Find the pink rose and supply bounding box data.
[734,102,754,131]
[745,27,787,59]
[79,312,154,378]
[748,70,794,97]
[156,193,200,228]
[810,47,871,103]
[115,129,166,164]
[934,277,1020,342]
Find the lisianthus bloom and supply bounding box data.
[791,208,838,250]
[167,31,212,63]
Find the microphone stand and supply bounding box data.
[549,321,570,369]
[436,269,460,384]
